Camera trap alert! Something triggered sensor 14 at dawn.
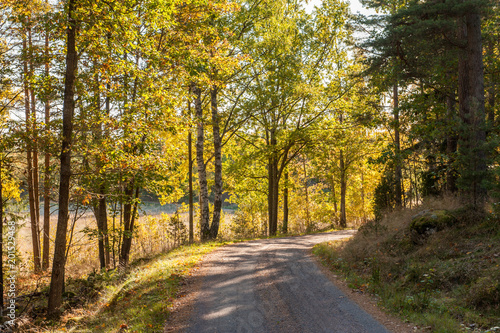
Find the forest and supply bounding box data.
[0,0,498,330]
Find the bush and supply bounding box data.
[230,210,262,238]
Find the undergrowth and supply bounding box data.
[313,196,500,333]
[18,242,224,332]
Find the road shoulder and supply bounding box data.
[310,249,416,333]
[163,248,222,332]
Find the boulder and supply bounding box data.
[409,209,457,243]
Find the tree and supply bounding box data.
[178,0,247,241]
[8,0,45,274]
[48,0,78,316]
[0,12,22,309]
[41,0,54,272]
[360,0,492,208]
[456,0,488,206]
[227,0,350,235]
[193,85,211,240]
[308,68,381,227]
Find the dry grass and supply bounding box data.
[18,242,225,332]
[17,207,235,276]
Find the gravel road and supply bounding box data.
[186,231,392,333]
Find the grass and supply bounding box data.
[22,241,225,333]
[312,197,500,333]
[77,242,224,333]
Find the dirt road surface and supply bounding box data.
[176,231,401,333]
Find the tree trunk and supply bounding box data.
[92,68,105,270]
[486,40,495,130]
[188,131,194,243]
[42,16,51,271]
[412,159,420,205]
[119,185,132,268]
[272,161,279,235]
[339,149,347,228]
[487,83,495,131]
[103,59,111,268]
[92,66,110,270]
[29,27,41,263]
[457,7,487,206]
[268,157,274,236]
[282,169,288,234]
[302,157,311,231]
[267,160,280,236]
[194,86,210,241]
[465,8,488,204]
[102,190,110,267]
[0,158,4,310]
[48,0,78,315]
[23,25,41,274]
[93,185,109,269]
[267,129,279,236]
[446,94,458,193]
[94,200,106,269]
[42,148,50,272]
[331,176,338,215]
[119,185,139,268]
[111,206,116,269]
[393,83,403,207]
[187,96,194,243]
[210,86,222,239]
[361,170,367,223]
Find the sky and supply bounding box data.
[349,0,376,15]
[305,0,376,16]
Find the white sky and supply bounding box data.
[305,0,376,15]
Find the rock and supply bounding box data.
[409,209,457,243]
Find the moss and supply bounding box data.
[409,210,457,243]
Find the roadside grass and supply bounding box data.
[73,229,344,333]
[77,242,224,333]
[313,197,500,333]
[29,242,223,333]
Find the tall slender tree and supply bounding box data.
[456,1,488,206]
[42,3,51,271]
[22,18,41,274]
[48,0,78,315]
